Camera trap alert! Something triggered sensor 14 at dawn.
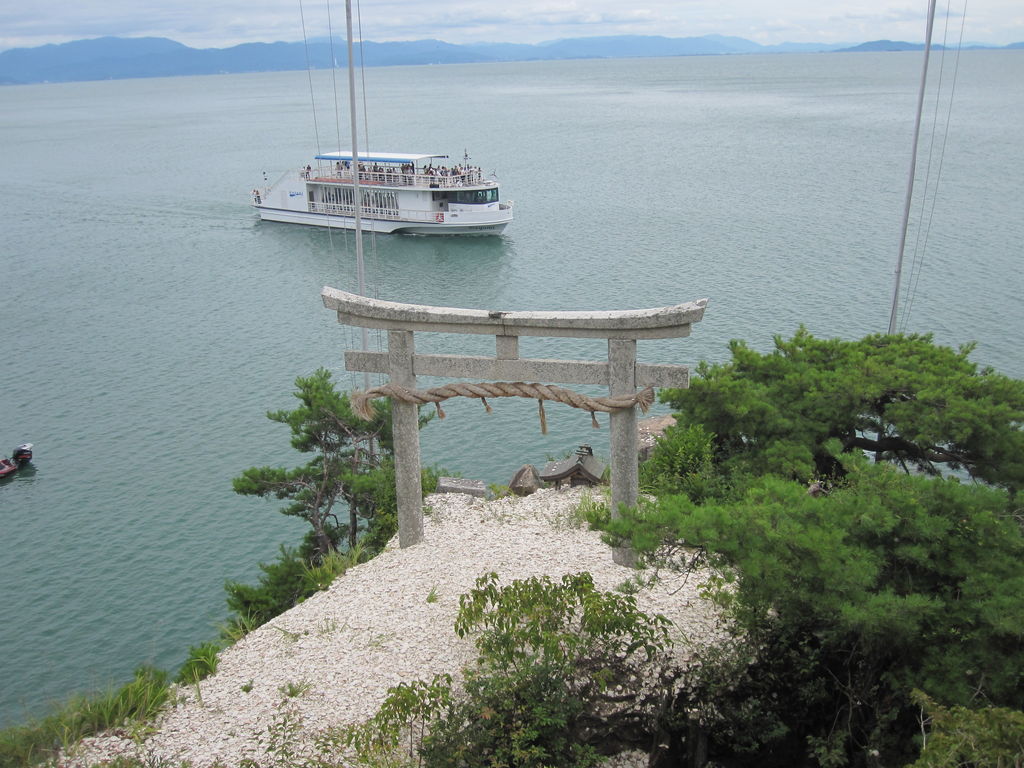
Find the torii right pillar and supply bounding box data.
[609,338,639,565]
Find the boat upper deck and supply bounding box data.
[306,151,496,190]
[306,165,493,190]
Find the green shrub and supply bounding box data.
[222,463,445,643]
[359,464,443,556]
[345,674,453,766]
[910,690,1024,767]
[639,422,719,501]
[611,460,1024,765]
[348,572,672,767]
[421,660,601,768]
[661,329,1024,492]
[222,544,311,639]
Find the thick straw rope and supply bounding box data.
[352,381,655,434]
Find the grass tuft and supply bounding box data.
[302,544,363,592]
[278,680,312,699]
[175,642,221,685]
[218,610,260,644]
[574,491,611,529]
[0,666,170,768]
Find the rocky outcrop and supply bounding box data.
[508,464,543,496]
[638,414,677,462]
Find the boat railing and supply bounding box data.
[309,167,492,189]
[309,202,401,219]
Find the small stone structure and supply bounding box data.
[435,477,488,498]
[322,287,706,564]
[540,445,606,488]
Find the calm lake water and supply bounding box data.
[0,50,1021,727]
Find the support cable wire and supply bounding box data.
[342,0,371,390]
[901,43,947,333]
[298,0,322,157]
[355,2,381,295]
[326,2,345,175]
[355,0,384,386]
[899,2,967,332]
[319,0,356,388]
[357,0,372,167]
[312,0,380,389]
[320,0,345,255]
[300,0,346,282]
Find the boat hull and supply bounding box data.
[254,205,510,235]
[0,443,32,479]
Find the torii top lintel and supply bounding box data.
[321,287,708,340]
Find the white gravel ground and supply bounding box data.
[68,488,725,767]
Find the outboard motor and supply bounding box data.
[12,443,33,465]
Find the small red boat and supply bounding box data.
[0,443,33,479]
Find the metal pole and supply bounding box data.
[889,0,937,334]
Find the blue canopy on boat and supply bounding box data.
[314,152,448,164]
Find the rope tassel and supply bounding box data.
[351,381,656,433]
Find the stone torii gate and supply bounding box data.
[322,287,707,564]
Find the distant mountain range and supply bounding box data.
[1,34,1021,85]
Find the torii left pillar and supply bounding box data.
[388,328,424,547]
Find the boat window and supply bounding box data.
[453,189,498,205]
[430,189,498,205]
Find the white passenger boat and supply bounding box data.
[252,151,513,235]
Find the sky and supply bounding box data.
[2,1,1022,52]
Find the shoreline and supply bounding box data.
[67,487,726,767]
